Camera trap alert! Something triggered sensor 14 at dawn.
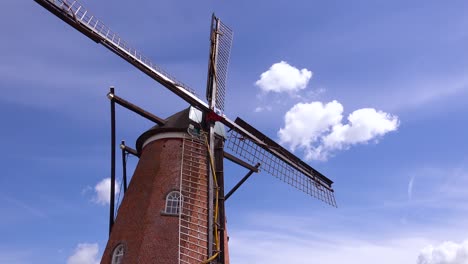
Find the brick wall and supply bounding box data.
[100,132,229,264]
[101,137,183,264]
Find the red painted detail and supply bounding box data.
[206,110,223,123]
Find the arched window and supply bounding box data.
[165,191,182,215]
[111,244,125,264]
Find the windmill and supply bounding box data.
[33,0,337,263]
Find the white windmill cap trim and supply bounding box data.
[142,132,186,149]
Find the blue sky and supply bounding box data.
[2,0,468,263]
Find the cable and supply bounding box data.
[114,153,129,218]
[200,131,221,264]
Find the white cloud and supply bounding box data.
[254,106,272,113]
[408,175,415,201]
[367,74,468,112]
[278,100,399,161]
[230,229,427,264]
[226,206,468,264]
[417,240,468,264]
[322,108,399,149]
[93,178,120,205]
[67,243,99,264]
[278,100,343,151]
[255,61,312,93]
[227,211,468,264]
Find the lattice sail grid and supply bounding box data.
[39,0,196,95]
[214,19,233,112]
[179,136,209,264]
[225,130,337,207]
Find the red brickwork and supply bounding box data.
[101,137,183,264]
[100,132,229,264]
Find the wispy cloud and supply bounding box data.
[417,240,468,264]
[231,231,428,264]
[66,243,99,264]
[399,165,468,211]
[226,161,468,264]
[228,211,431,264]
[228,206,468,264]
[350,74,468,114]
[254,106,272,113]
[1,195,47,219]
[408,175,415,201]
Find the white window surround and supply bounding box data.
[165,191,182,215]
[111,243,125,264]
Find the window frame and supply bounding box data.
[111,243,125,264]
[164,190,182,215]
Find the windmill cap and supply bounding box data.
[136,106,225,153]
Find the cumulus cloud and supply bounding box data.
[322,108,399,149]
[417,240,468,264]
[255,61,312,93]
[67,243,99,264]
[278,100,399,160]
[93,178,120,205]
[278,101,343,151]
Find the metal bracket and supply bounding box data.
[225,163,261,201]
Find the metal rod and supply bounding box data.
[225,163,261,201]
[223,151,258,172]
[120,143,139,158]
[207,125,215,259]
[109,86,116,235]
[215,137,225,263]
[74,6,81,15]
[121,140,127,193]
[107,91,166,126]
[80,10,87,20]
[206,17,221,259]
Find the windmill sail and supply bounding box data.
[226,118,336,207]
[34,0,205,108]
[206,14,233,113]
[34,0,336,207]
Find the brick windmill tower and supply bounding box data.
[101,106,223,263]
[34,1,337,263]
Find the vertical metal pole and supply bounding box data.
[208,126,215,260]
[109,86,116,236]
[207,17,222,262]
[215,137,225,263]
[121,140,128,193]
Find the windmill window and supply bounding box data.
[111,243,125,264]
[165,191,182,215]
